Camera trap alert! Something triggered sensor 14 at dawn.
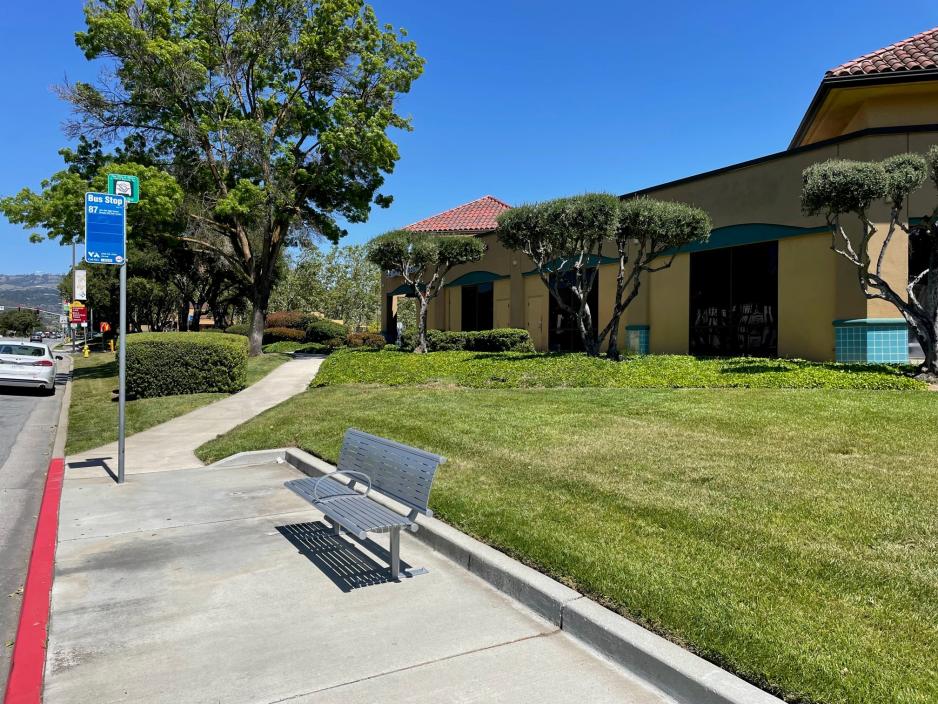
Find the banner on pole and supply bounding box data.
[74,269,87,300]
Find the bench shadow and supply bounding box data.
[276,521,414,592]
[67,457,119,483]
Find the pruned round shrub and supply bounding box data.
[306,319,348,343]
[346,331,386,349]
[427,330,467,351]
[265,311,309,330]
[126,332,247,398]
[468,328,533,352]
[263,327,305,344]
[225,323,249,336]
[400,328,534,352]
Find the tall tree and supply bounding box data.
[802,149,938,377]
[367,230,485,353]
[65,0,423,354]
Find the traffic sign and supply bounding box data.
[85,192,126,265]
[107,174,140,204]
[70,302,87,324]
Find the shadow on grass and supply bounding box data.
[717,358,914,376]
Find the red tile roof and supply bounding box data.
[827,27,938,77]
[404,195,511,233]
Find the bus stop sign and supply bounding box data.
[84,192,126,265]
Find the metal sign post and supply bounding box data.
[84,191,128,483]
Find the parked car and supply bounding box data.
[0,340,61,394]
[29,331,43,342]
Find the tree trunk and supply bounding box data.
[177,304,189,332]
[190,299,203,332]
[248,283,271,357]
[607,317,621,361]
[415,296,429,353]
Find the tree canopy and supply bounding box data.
[63,0,424,354]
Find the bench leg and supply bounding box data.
[389,526,400,580]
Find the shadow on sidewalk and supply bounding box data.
[277,521,414,592]
[67,457,119,483]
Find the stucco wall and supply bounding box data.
[778,233,836,360]
[380,127,938,360]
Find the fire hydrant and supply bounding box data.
[83,345,90,358]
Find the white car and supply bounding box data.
[0,340,61,394]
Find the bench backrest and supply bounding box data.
[338,428,445,516]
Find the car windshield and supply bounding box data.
[0,344,45,357]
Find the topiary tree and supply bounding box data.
[496,194,620,356]
[367,230,485,353]
[802,149,938,377]
[497,193,711,358]
[604,197,711,359]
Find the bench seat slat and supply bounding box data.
[285,477,411,539]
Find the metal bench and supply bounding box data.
[284,429,445,580]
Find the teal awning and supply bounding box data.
[666,223,830,255]
[444,271,509,288]
[387,283,416,297]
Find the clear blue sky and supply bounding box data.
[2,1,937,274]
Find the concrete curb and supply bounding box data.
[212,447,784,704]
[51,356,74,459]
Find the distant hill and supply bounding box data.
[0,273,64,311]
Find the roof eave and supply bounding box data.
[789,69,938,148]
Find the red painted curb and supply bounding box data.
[3,458,65,704]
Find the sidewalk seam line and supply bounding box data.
[265,630,561,704]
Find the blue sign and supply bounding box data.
[84,192,126,265]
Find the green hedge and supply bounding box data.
[400,328,534,352]
[225,323,249,336]
[306,319,348,343]
[263,327,305,343]
[126,332,248,398]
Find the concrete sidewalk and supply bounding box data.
[65,355,323,476]
[45,458,674,704]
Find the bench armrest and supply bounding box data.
[312,470,372,501]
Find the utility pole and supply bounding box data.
[71,240,77,353]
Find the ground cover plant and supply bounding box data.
[66,349,290,455]
[314,348,925,390]
[197,383,938,704]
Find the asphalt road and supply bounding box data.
[0,369,69,694]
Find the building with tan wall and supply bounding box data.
[382,27,938,363]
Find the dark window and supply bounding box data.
[548,269,599,352]
[462,282,494,331]
[689,241,778,357]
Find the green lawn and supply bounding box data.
[65,351,290,455]
[314,348,925,390]
[198,384,938,704]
